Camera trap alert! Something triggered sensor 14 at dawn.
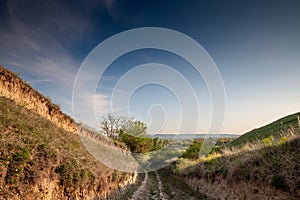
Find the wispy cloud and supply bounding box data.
[72,92,115,128]
[0,0,114,126]
[28,78,58,84]
[100,75,120,82]
[103,0,116,18]
[1,13,77,85]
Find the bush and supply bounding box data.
[181,140,203,159]
[12,148,30,161]
[271,175,289,191]
[55,160,95,187]
[262,137,273,146]
[5,148,31,184]
[119,131,153,153]
[55,162,74,186]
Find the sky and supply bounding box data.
[0,0,300,134]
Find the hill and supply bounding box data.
[0,66,138,199]
[228,112,300,147]
[170,113,300,199]
[172,136,300,199]
[0,96,137,199]
[0,65,76,133]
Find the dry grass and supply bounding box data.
[221,127,299,156]
[170,126,300,198]
[0,97,130,197]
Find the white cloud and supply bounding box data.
[72,92,114,128]
[0,1,113,127]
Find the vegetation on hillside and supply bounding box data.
[228,112,300,147]
[0,97,130,198]
[100,113,168,153]
[181,138,235,160]
[175,133,300,192]
[0,65,76,133]
[169,113,300,198]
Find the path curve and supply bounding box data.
[131,171,148,200]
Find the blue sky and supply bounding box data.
[0,0,300,134]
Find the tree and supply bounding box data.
[100,113,124,139]
[151,137,168,151]
[100,114,167,153]
[119,118,152,153]
[121,119,147,137]
[181,139,203,159]
[100,114,147,139]
[119,131,153,153]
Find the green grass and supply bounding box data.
[169,112,300,198]
[0,97,130,196]
[172,134,300,195]
[158,169,207,199]
[148,171,160,195]
[228,112,300,147]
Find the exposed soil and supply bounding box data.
[130,169,206,200]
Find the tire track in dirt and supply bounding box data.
[155,171,166,200]
[131,171,149,200]
[130,169,206,200]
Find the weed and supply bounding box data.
[12,148,30,161]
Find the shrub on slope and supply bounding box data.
[0,97,131,199]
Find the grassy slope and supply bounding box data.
[171,113,300,198]
[0,97,128,198]
[228,112,300,147]
[174,136,300,195]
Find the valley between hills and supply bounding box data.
[1,65,300,199]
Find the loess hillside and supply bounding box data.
[0,96,136,199]
[0,65,77,133]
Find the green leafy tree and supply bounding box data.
[181,140,203,159]
[121,119,147,137]
[119,131,153,153]
[119,119,153,153]
[152,137,168,151]
[100,114,168,153]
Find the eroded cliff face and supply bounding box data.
[0,167,137,200]
[33,173,138,200]
[0,65,77,133]
[0,66,138,199]
[181,175,297,200]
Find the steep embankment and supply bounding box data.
[171,114,300,199]
[0,97,137,199]
[0,65,76,133]
[0,66,137,199]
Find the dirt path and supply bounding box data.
[131,171,163,200]
[129,169,206,200]
[131,171,150,200]
[155,171,165,200]
[157,170,206,200]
